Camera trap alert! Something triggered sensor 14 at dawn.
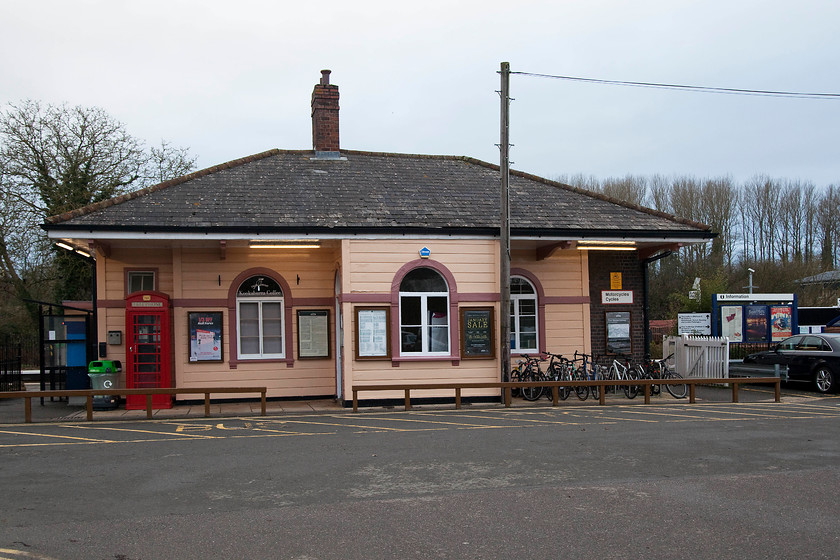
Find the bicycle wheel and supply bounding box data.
[521,366,543,401]
[664,371,687,399]
[647,363,661,396]
[623,370,639,399]
[588,366,601,400]
[572,369,589,401]
[509,366,523,398]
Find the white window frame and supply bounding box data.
[236,297,285,360]
[399,270,450,356]
[127,270,155,294]
[511,276,538,353]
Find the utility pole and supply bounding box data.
[499,62,511,385]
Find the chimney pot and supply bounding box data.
[320,69,331,86]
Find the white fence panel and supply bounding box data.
[664,334,730,379]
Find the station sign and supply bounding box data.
[602,290,633,304]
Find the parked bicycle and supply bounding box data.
[572,350,599,400]
[511,354,546,401]
[545,352,589,401]
[642,353,687,399]
[600,355,640,399]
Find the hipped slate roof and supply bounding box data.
[44,149,712,239]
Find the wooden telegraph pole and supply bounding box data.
[499,62,511,385]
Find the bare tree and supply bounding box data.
[0,100,197,317]
[601,175,648,207]
[817,185,839,269]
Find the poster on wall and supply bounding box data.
[355,307,390,359]
[720,306,743,342]
[460,307,495,359]
[770,306,792,341]
[605,311,631,354]
[297,310,330,359]
[188,312,223,362]
[745,305,769,342]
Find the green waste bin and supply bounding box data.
[88,360,122,410]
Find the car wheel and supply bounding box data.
[813,365,835,394]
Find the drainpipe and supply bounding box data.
[643,251,673,357]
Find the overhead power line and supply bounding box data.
[511,72,840,100]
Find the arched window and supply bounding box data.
[510,276,537,352]
[399,268,449,355]
[236,275,284,359]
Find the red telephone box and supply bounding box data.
[125,291,173,409]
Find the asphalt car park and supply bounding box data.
[0,384,837,447]
[1,385,838,560]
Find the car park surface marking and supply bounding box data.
[1,398,839,449]
[435,411,597,426]
[60,424,222,439]
[364,414,517,429]
[273,418,445,433]
[0,427,114,444]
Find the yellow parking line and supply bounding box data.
[0,428,114,443]
[697,402,840,419]
[280,419,410,431]
[381,415,506,428]
[618,408,738,422]
[61,425,220,439]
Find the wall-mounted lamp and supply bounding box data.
[249,240,321,249]
[576,240,636,251]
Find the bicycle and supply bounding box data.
[513,354,546,401]
[649,353,687,399]
[573,351,599,400]
[545,352,589,401]
[635,356,662,396]
[601,355,639,399]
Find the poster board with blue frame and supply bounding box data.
[712,293,798,343]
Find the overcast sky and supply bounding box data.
[2,1,839,186]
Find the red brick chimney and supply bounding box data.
[311,69,340,155]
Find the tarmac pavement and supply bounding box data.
[1,389,838,560]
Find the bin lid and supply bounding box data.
[88,360,123,372]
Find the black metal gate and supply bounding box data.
[0,340,22,391]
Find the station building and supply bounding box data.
[43,70,714,406]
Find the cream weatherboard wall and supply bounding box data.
[97,243,341,400]
[340,239,502,401]
[338,239,592,401]
[511,248,592,357]
[93,237,592,403]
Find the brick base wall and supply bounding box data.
[588,251,646,365]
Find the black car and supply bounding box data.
[744,334,840,393]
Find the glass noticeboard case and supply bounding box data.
[297,309,330,359]
[460,307,495,359]
[188,311,223,362]
[355,307,390,360]
[605,311,631,355]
